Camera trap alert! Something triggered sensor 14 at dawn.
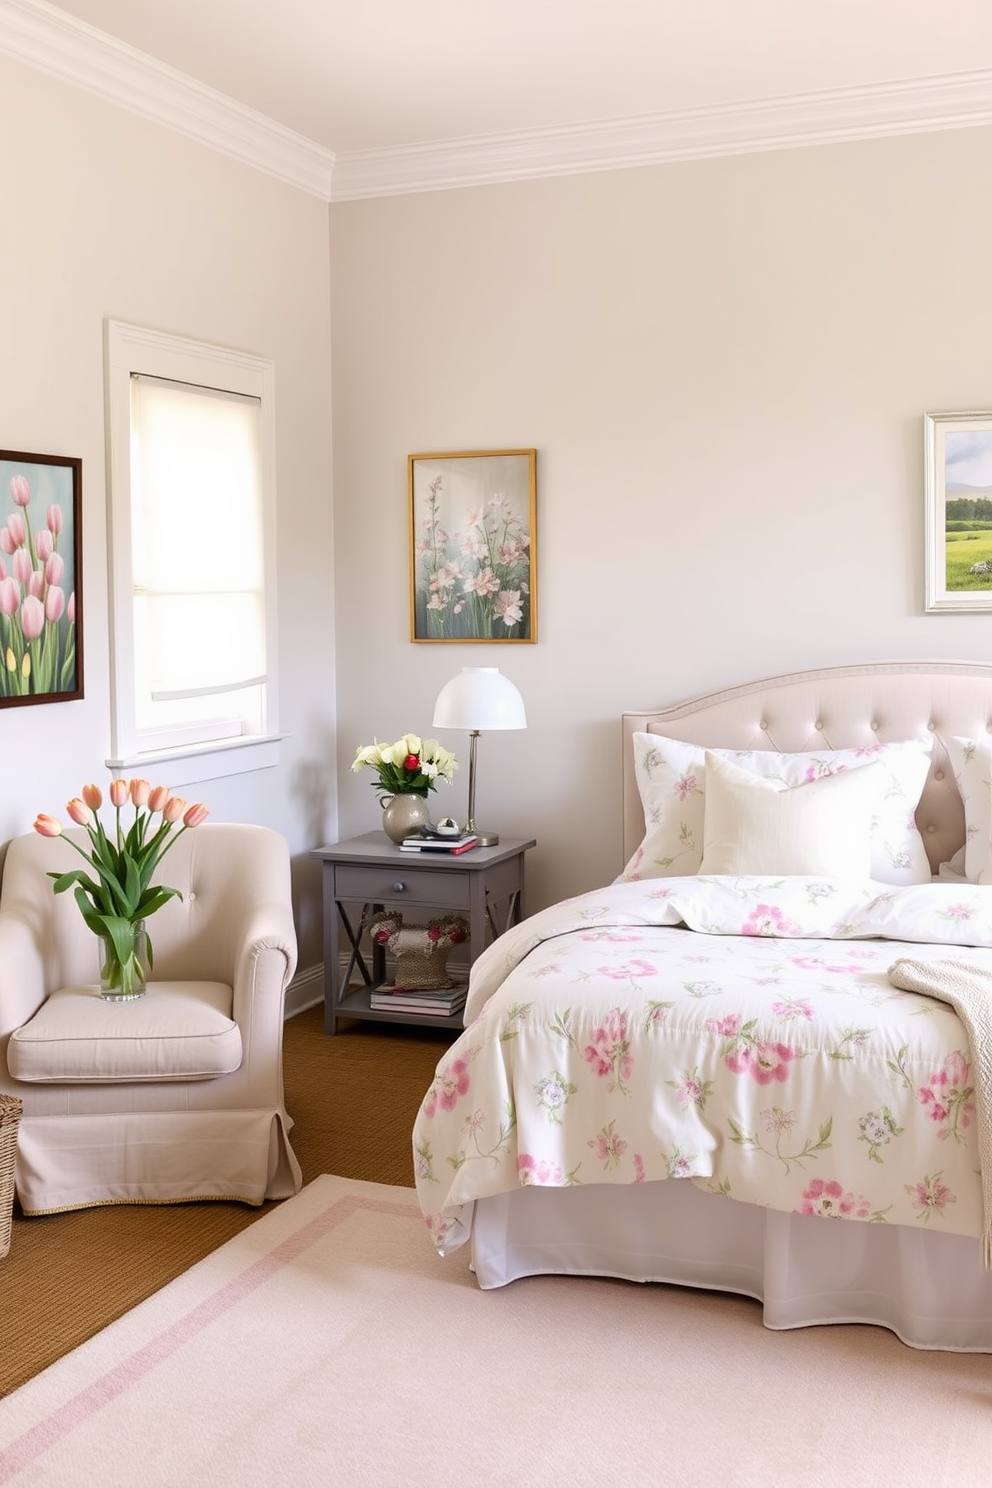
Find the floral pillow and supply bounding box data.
[945,736,992,883]
[619,732,934,885]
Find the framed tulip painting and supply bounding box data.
[0,449,83,705]
[924,410,992,612]
[408,448,537,643]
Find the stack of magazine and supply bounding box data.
[399,831,478,855]
[369,983,467,1017]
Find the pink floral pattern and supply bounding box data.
[674,770,700,802]
[518,1154,568,1186]
[771,996,814,1021]
[422,1056,471,1117]
[583,1009,634,1094]
[917,1050,975,1142]
[743,904,803,937]
[588,1120,628,1170]
[414,876,992,1255]
[706,1013,799,1084]
[905,1172,956,1222]
[795,1178,871,1220]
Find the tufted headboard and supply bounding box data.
[622,660,992,873]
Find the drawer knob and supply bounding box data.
[392,881,406,892]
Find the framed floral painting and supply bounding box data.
[408,448,537,643]
[924,411,992,612]
[0,449,83,705]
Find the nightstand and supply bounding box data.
[311,832,536,1034]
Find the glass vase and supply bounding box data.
[100,919,150,1002]
[380,793,431,844]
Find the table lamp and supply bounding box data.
[432,666,527,846]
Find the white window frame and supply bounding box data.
[105,320,281,787]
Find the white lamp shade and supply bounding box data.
[432,667,526,732]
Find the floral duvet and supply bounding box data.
[413,876,992,1255]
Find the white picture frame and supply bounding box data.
[925,410,992,613]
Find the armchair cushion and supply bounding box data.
[8,982,242,1083]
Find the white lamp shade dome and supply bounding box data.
[432,667,526,731]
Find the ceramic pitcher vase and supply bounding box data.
[380,793,431,844]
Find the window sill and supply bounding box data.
[105,734,284,789]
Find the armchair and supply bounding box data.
[0,822,303,1213]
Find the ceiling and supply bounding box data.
[7,0,992,198]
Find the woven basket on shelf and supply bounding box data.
[394,940,457,991]
[0,1094,22,1261]
[368,912,470,992]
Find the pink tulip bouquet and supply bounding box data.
[35,780,209,997]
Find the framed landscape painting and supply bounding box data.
[925,411,992,613]
[0,449,83,705]
[408,448,537,643]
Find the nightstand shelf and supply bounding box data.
[311,832,536,1034]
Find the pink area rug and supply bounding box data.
[0,1174,990,1487]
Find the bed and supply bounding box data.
[412,660,992,1351]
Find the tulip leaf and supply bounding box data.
[137,885,182,917]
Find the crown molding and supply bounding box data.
[2,0,992,204]
[0,0,335,199]
[331,70,992,200]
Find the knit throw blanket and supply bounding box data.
[888,957,992,1267]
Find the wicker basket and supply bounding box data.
[394,941,458,991]
[0,1094,22,1260]
[368,912,469,992]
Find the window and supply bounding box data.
[105,321,280,785]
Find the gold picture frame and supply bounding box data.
[408,448,537,643]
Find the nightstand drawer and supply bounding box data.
[333,863,471,909]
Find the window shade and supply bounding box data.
[130,374,265,701]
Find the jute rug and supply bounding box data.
[0,1175,989,1488]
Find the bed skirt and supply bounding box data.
[471,1180,992,1352]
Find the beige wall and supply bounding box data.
[331,126,992,912]
[0,55,335,967]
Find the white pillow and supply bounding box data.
[699,752,879,878]
[945,736,992,883]
[620,732,933,884]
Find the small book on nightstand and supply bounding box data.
[398,834,478,854]
[369,986,467,1016]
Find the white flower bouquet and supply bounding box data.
[351,734,457,799]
